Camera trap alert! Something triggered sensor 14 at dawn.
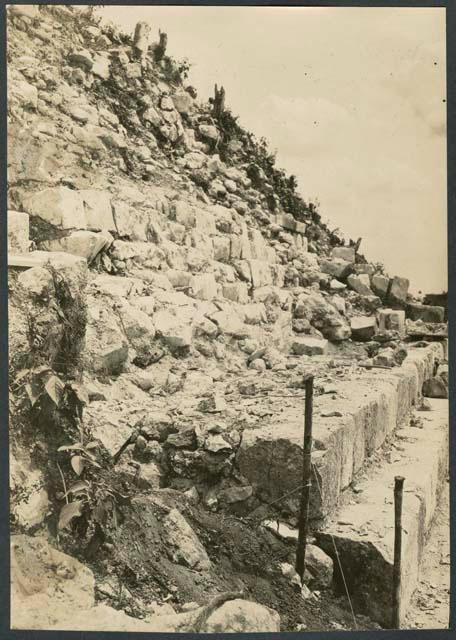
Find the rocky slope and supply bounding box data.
[7,5,448,632]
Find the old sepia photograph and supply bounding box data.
[7,3,448,633]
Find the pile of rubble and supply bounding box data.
[7,5,448,632]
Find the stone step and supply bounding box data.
[237,343,444,520]
[315,398,448,627]
[8,251,87,272]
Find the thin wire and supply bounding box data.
[311,463,358,630]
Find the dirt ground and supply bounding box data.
[405,481,450,629]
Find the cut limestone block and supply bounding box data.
[39,230,113,263]
[22,187,86,230]
[238,343,443,521]
[247,259,273,288]
[320,259,351,280]
[8,211,29,253]
[189,273,218,301]
[91,274,144,298]
[84,298,128,374]
[347,273,372,296]
[222,282,249,304]
[316,398,448,627]
[8,251,87,293]
[406,303,445,324]
[291,337,328,356]
[80,189,116,232]
[388,275,409,305]
[350,316,376,342]
[331,246,355,262]
[377,308,406,337]
[371,274,389,298]
[276,213,296,232]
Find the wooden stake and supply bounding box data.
[295,374,314,582]
[392,475,405,628]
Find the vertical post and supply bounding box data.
[392,475,405,628]
[295,374,314,582]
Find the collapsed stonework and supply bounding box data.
[7,5,448,632]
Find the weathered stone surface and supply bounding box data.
[222,282,249,304]
[10,251,87,290]
[350,316,377,342]
[8,211,29,254]
[11,531,279,632]
[154,309,193,349]
[347,273,372,296]
[23,187,86,230]
[10,77,38,109]
[331,247,355,262]
[172,200,195,229]
[199,124,219,141]
[11,534,95,629]
[210,310,250,338]
[248,259,273,288]
[388,275,409,305]
[423,376,448,399]
[305,544,334,589]
[68,48,94,70]
[39,230,113,263]
[17,266,53,298]
[80,189,115,232]
[112,201,153,241]
[329,279,346,292]
[243,303,268,325]
[115,300,156,364]
[373,347,396,368]
[84,298,128,374]
[315,399,448,626]
[190,273,218,301]
[92,274,144,298]
[11,455,49,529]
[371,274,390,298]
[238,344,443,522]
[204,599,280,633]
[92,53,111,80]
[377,308,406,337]
[172,90,193,114]
[407,303,445,324]
[162,508,211,571]
[212,236,230,262]
[291,337,328,356]
[320,258,351,279]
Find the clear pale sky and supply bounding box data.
[101,6,447,294]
